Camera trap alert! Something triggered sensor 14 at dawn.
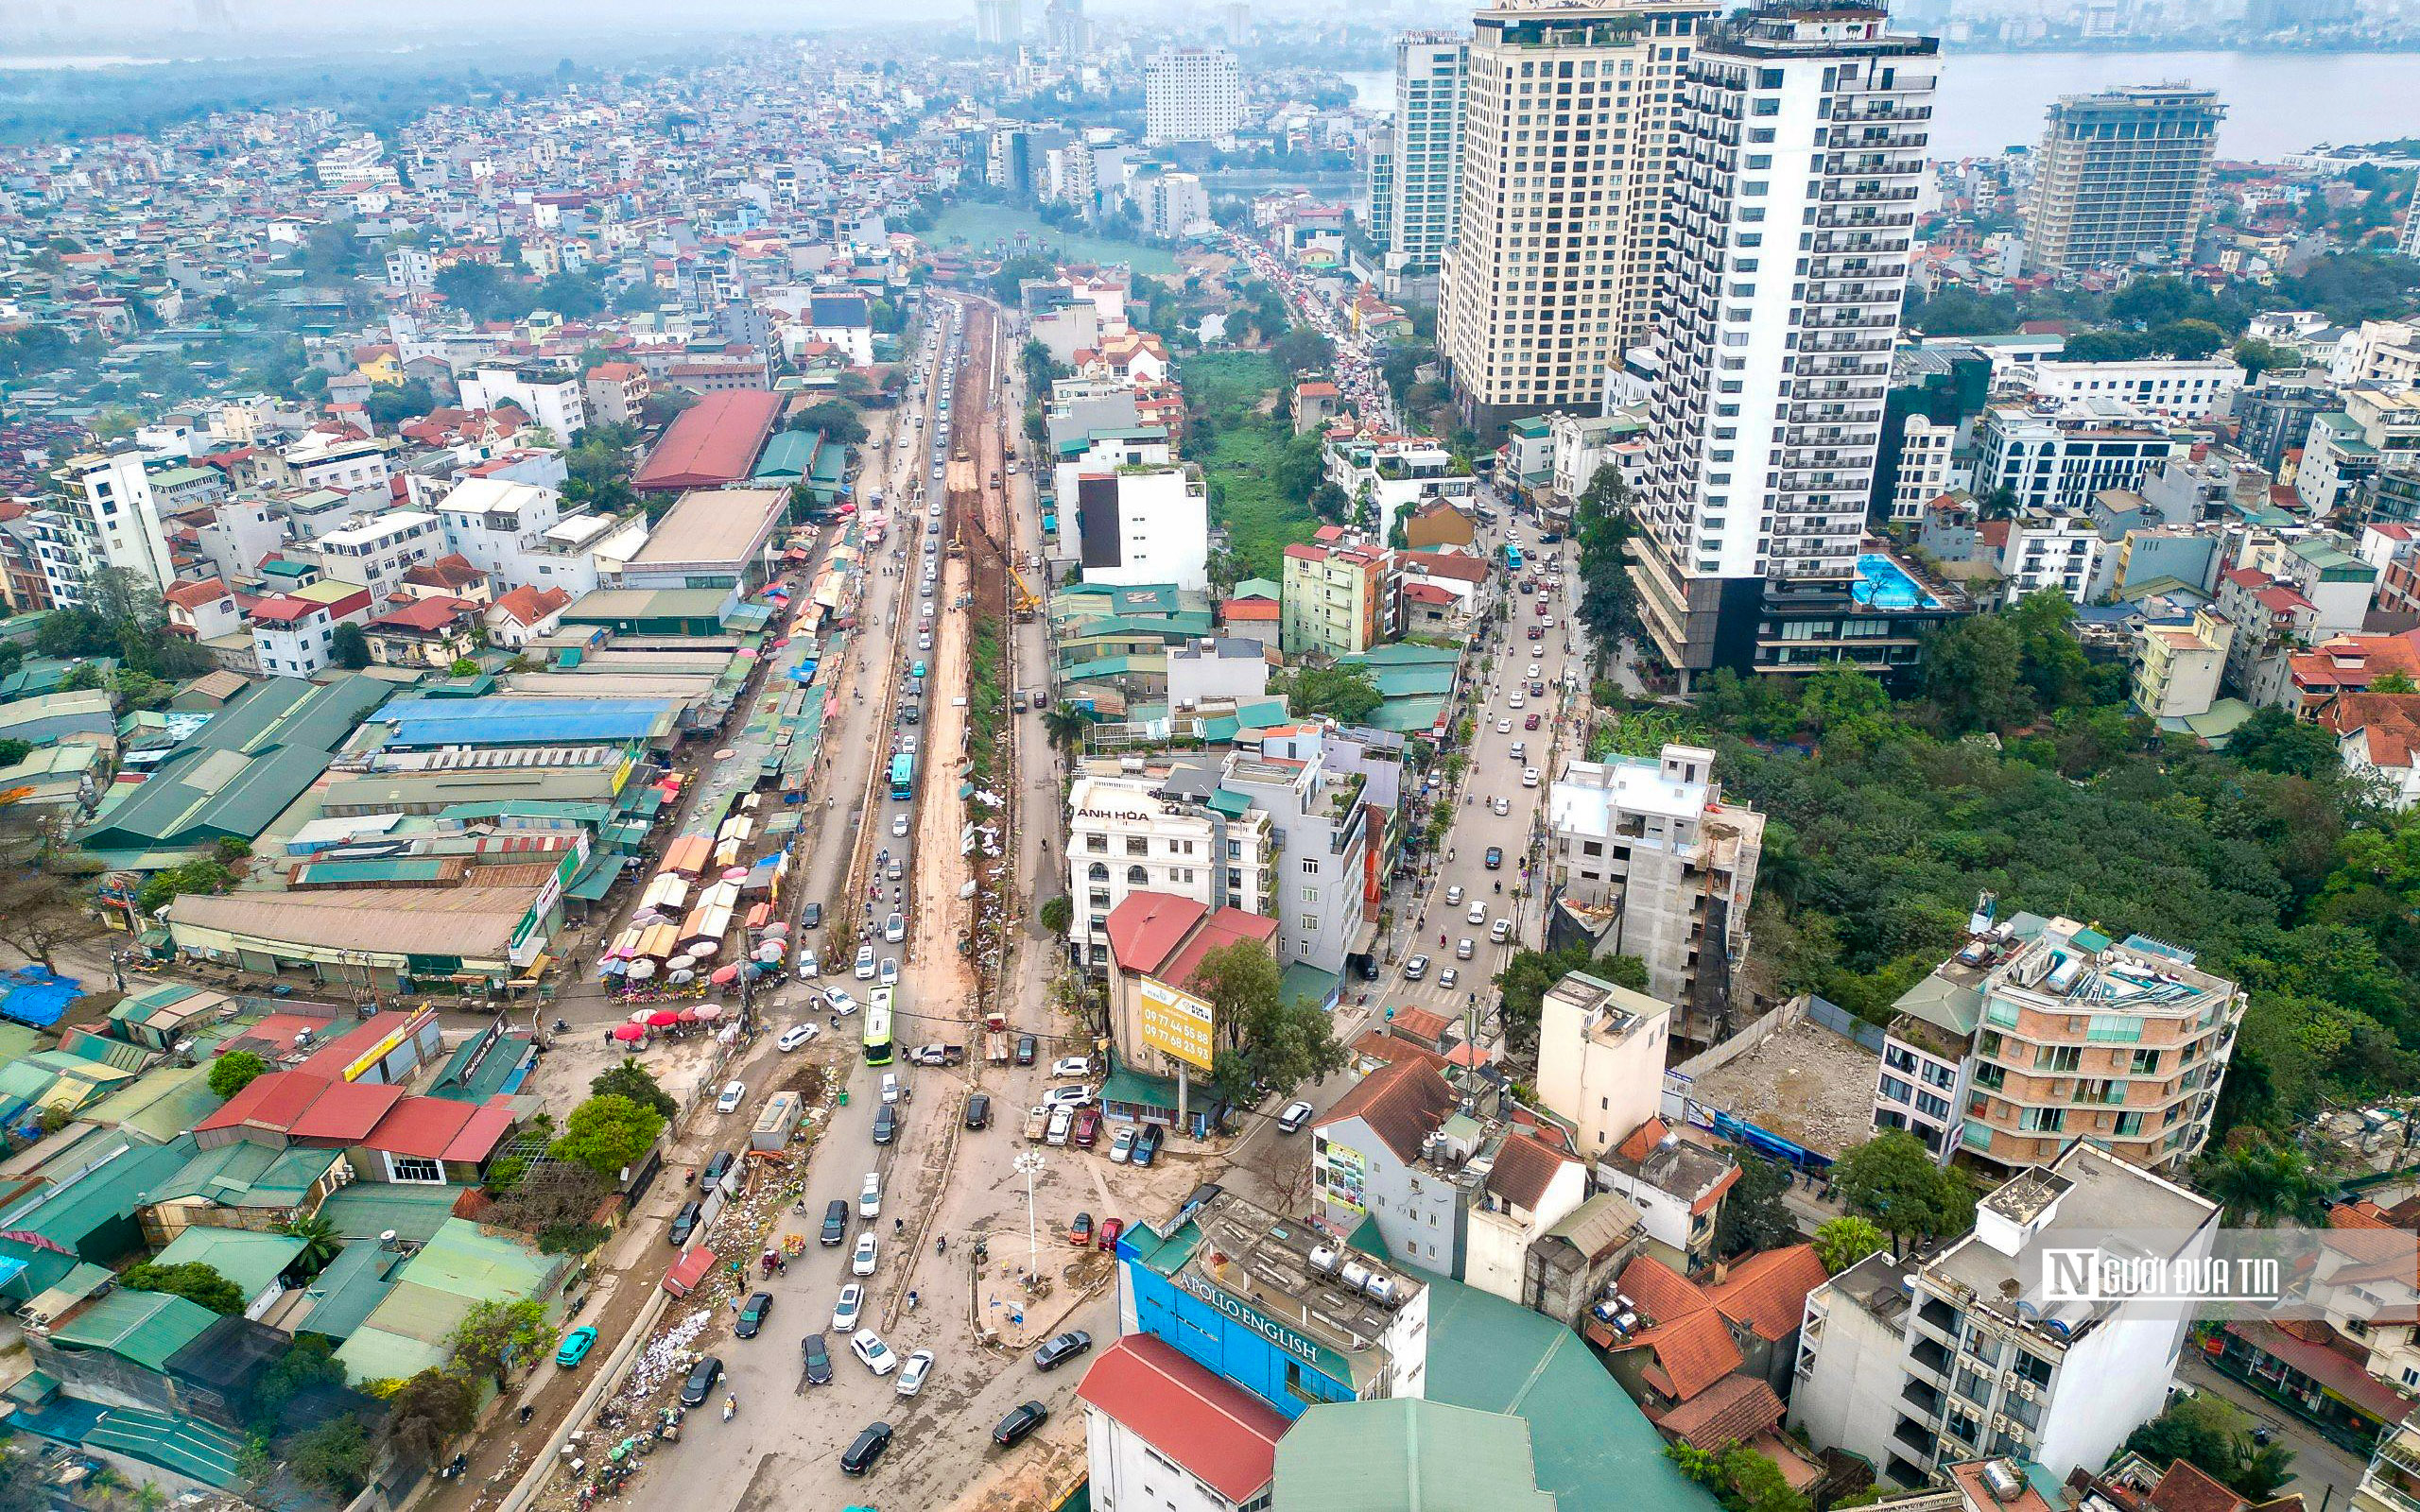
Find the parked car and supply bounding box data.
[821,1198,849,1246]
[994,1400,1050,1449]
[1014,1034,1038,1066]
[778,1022,820,1052]
[1045,1105,1072,1145]
[859,1172,882,1218]
[1042,1084,1094,1108]
[1067,1212,1094,1246]
[839,1421,894,1477]
[555,1327,597,1367]
[735,1292,774,1339]
[1033,1331,1093,1372]
[832,1283,865,1332]
[1098,1218,1125,1252]
[1073,1108,1100,1147]
[800,1332,833,1386]
[668,1202,701,1246]
[1492,918,1512,943]
[823,988,859,1016]
[873,1104,898,1144]
[1403,954,1429,981]
[881,1072,901,1105]
[678,1355,722,1407]
[1050,1056,1092,1078]
[1109,1126,1136,1163]
[1132,1123,1163,1167]
[849,1328,897,1377]
[796,949,820,980]
[853,1234,878,1276]
[895,1349,935,1399]
[715,1080,746,1114]
[1277,1100,1316,1134]
[855,945,877,979]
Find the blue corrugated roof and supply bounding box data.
[372,696,675,747]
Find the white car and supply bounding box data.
[832,1282,865,1332]
[1445,885,1464,906]
[852,1233,878,1276]
[1522,767,1541,787]
[919,633,932,651]
[1510,742,1527,763]
[823,988,859,1017]
[715,1080,746,1114]
[1042,1084,1094,1109]
[1110,1126,1136,1163]
[778,1022,821,1053]
[1509,694,1526,710]
[1456,937,1475,959]
[1441,967,1460,989]
[885,912,906,942]
[1467,902,1487,925]
[1276,1100,1316,1134]
[1492,796,1511,816]
[1495,718,1512,734]
[881,1072,901,1105]
[891,814,909,836]
[1049,1057,1092,1079]
[895,1348,935,1398]
[879,957,899,987]
[850,1327,897,1376]
[796,948,820,979]
[855,944,877,980]
[859,1172,882,1217]
[1491,919,1512,943]
[1527,662,1541,679]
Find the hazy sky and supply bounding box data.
[13,0,1237,37]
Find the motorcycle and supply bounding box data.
[722,1396,736,1422]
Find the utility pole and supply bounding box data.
[1013,1149,1045,1287]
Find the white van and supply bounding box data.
[1045,1105,1073,1145]
[881,1073,902,1105]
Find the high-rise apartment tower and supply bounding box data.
[1629,0,1940,682]
[1145,46,1245,145]
[1380,33,1468,277]
[1437,0,1719,437]
[2020,85,2223,277]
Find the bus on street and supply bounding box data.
[863,988,895,1065]
[888,752,915,801]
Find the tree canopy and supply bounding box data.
[208,1050,272,1101]
[1830,1132,1976,1253]
[121,1261,246,1315]
[1192,941,1346,1108]
[549,1093,664,1179]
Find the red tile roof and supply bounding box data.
[1708,1245,1829,1341]
[632,389,784,492]
[1315,1057,1460,1162]
[288,1080,406,1143]
[1160,907,1279,997]
[249,594,324,626]
[1616,1253,1715,1326]
[1650,1370,1786,1450]
[1075,1335,1287,1504]
[199,1070,335,1135]
[163,577,230,610]
[1628,1305,1743,1400]
[2148,1459,2254,1512]
[1103,891,1207,977]
[1485,1133,1582,1213]
[490,585,572,627]
[370,594,477,632]
[1221,597,1280,622]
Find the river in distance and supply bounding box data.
[1343,50,2420,163]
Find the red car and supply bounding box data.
[1527,626,1545,640]
[1067,1211,1094,1246]
[1097,1218,1125,1252]
[1524,713,1542,730]
[1074,1107,1101,1147]
[1533,601,1547,616]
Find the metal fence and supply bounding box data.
[1806,994,1887,1053]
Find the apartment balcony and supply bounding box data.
[1894,1418,1941,1459]
[1829,129,1930,151]
[1901,1379,1945,1419]
[1802,336,1893,355]
[1815,209,1915,230]
[1842,104,1933,123]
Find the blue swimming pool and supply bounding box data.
[1852,552,1942,610]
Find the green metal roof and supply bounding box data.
[151,1228,305,1301]
[0,1136,190,1251]
[318,1184,470,1245]
[48,1287,217,1373]
[334,1217,570,1384]
[1273,1399,1557,1512]
[290,1238,403,1343]
[83,1066,222,1145]
[1411,1272,1719,1512]
[147,1138,338,1211]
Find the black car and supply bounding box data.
[668,1202,702,1246]
[839,1421,894,1477]
[678,1355,723,1407]
[800,1332,833,1386]
[1483,846,1504,869]
[1014,1034,1037,1066]
[873,1103,897,1145]
[964,1091,992,1130]
[1033,1330,1093,1372]
[994,1400,1049,1449]
[821,1198,850,1246]
[1132,1123,1162,1168]
[735,1292,773,1339]
[802,902,823,929]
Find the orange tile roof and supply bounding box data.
[1707,1245,1829,1342]
[1316,1057,1459,1162]
[1627,1305,1742,1400]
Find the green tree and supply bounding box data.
[1042,702,1092,754]
[548,1093,665,1179]
[285,1415,372,1499]
[1831,1131,1976,1254]
[120,1261,246,1314]
[2230,706,2343,782]
[1039,895,1073,935]
[136,858,232,916]
[789,400,868,446]
[380,1368,475,1463]
[1922,614,2025,734]
[1813,1214,1889,1274]
[1716,1154,1800,1257]
[240,1333,348,1435]
[589,1060,679,1122]
[208,1050,272,1101]
[2194,1133,2331,1227]
[329,623,372,670]
[2232,336,2296,381]
[446,1297,552,1382]
[0,739,29,769]
[1278,665,1383,726]
[1193,941,1346,1107]
[2153,318,2231,359]
[0,1449,50,1512]
[280,1212,342,1273]
[2372,669,2418,695]
[2126,1394,2295,1500]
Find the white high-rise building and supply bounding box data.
[1383,33,1468,276]
[1145,46,1244,146]
[1437,0,1719,436]
[975,0,1022,45]
[1630,0,1940,684]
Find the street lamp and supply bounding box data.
[1012,1149,1046,1289]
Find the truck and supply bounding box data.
[983,1010,1011,1065]
[908,1043,967,1068]
[1024,1104,1048,1143]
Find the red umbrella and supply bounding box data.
[611,1023,646,1042]
[676,1008,700,1023]
[710,964,743,986]
[646,1009,683,1028]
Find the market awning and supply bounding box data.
[566,855,630,902]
